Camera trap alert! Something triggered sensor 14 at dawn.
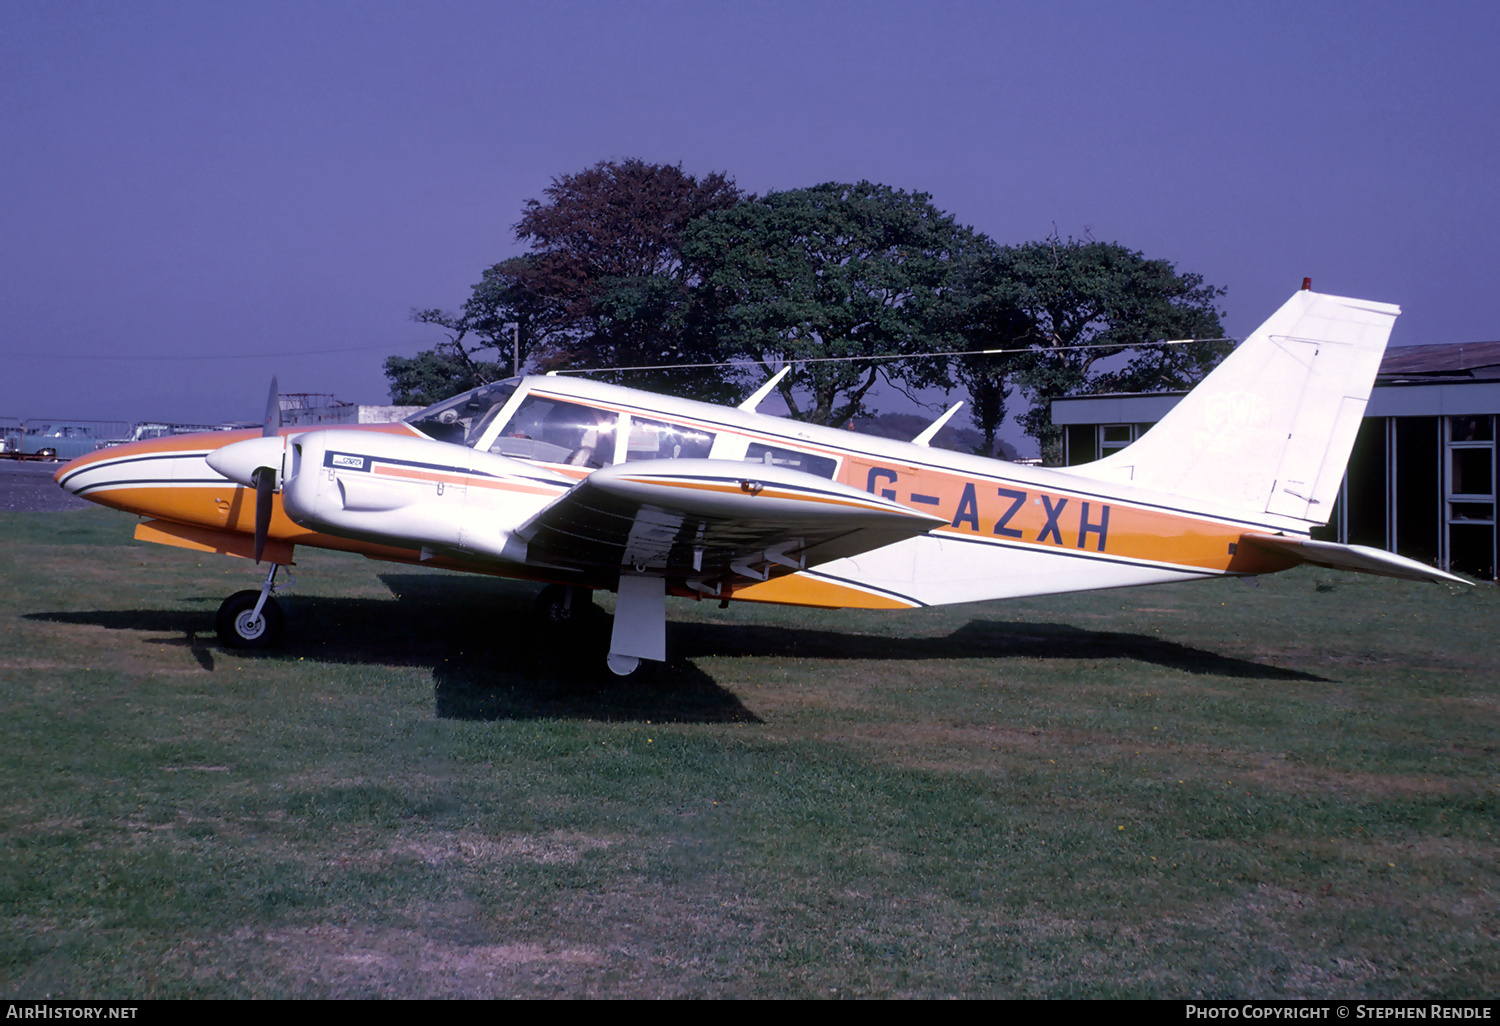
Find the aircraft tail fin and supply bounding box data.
[1062,290,1400,524]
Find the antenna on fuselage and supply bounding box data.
[911,401,965,447]
[737,366,791,412]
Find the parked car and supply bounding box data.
[20,422,116,461]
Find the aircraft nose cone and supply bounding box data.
[55,456,86,492]
[207,435,285,487]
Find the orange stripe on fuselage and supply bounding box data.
[56,422,419,477]
[841,457,1273,575]
[60,423,432,539]
[728,573,916,609]
[84,484,311,542]
[372,465,561,497]
[616,476,914,516]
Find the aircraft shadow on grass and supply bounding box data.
[24,572,1329,723]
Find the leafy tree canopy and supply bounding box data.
[403,162,1234,450]
[997,236,1229,463]
[686,182,988,427]
[384,349,503,407]
[406,159,744,405]
[942,249,1034,456]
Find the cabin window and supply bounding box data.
[744,442,837,479]
[407,380,518,447]
[624,417,715,462]
[489,396,618,468]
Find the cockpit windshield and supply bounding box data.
[405,379,520,447]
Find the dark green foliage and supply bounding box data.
[510,159,743,400]
[944,251,1034,456]
[411,253,570,384]
[686,182,987,426]
[407,163,1231,440]
[997,236,1230,464]
[384,349,504,406]
[409,159,744,404]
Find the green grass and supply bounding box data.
[1,508,1495,997]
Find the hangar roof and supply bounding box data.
[1052,339,1500,425]
[1378,341,1500,380]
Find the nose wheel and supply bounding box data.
[216,590,285,648]
[216,563,289,649]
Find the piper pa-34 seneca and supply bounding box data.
[57,288,1465,676]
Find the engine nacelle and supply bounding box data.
[280,429,571,563]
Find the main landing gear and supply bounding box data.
[216,562,289,649]
[532,581,662,680]
[533,583,594,630]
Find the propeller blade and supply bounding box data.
[263,375,280,439]
[253,467,275,563]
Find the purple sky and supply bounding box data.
[2,1,1495,453]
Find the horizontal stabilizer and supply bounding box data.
[1239,533,1469,585]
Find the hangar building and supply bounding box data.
[1052,341,1500,580]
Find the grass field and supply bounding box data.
[1,507,1495,998]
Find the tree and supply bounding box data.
[411,254,571,382]
[995,236,1230,464]
[384,349,503,406]
[685,182,986,427]
[516,159,743,399]
[940,244,1033,456]
[410,159,744,401]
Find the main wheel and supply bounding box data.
[216,590,285,649]
[533,584,598,629]
[533,583,571,627]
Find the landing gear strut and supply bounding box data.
[531,581,661,680]
[533,583,590,629]
[216,563,289,649]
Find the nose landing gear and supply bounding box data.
[216,562,290,649]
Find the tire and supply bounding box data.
[216,590,285,649]
[533,584,596,629]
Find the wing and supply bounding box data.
[506,458,947,671]
[511,457,947,595]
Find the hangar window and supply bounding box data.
[1445,415,1495,580]
[1099,424,1136,458]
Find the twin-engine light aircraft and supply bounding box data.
[57,289,1464,676]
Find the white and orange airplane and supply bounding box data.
[56,289,1464,676]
